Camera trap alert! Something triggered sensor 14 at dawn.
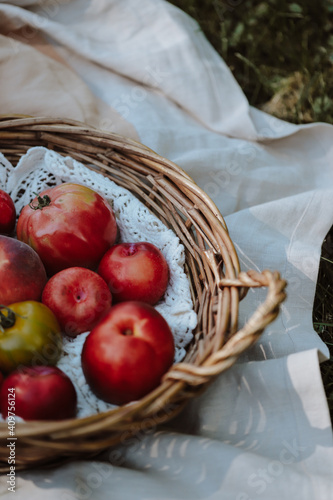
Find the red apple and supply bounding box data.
[0,190,16,235]
[81,301,175,405]
[42,267,113,337]
[0,235,47,305]
[97,242,169,304]
[0,365,77,421]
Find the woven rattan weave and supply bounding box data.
[0,116,286,470]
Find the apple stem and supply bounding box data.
[0,305,16,332]
[123,328,133,336]
[29,192,51,210]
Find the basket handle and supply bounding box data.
[163,269,287,386]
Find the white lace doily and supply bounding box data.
[0,147,197,418]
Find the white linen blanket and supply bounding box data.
[0,1,332,499]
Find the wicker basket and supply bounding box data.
[0,116,286,471]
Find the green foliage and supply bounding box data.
[170,0,333,421]
[170,0,333,124]
[313,234,333,419]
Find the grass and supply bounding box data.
[169,0,333,421]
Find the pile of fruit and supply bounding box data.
[0,182,176,421]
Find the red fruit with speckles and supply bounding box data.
[16,183,118,276]
[42,267,112,337]
[0,365,77,420]
[98,242,169,305]
[81,301,175,405]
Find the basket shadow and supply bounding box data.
[164,351,331,458]
[15,351,331,499]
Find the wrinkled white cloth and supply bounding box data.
[0,1,332,499]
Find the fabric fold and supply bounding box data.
[0,1,332,498]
